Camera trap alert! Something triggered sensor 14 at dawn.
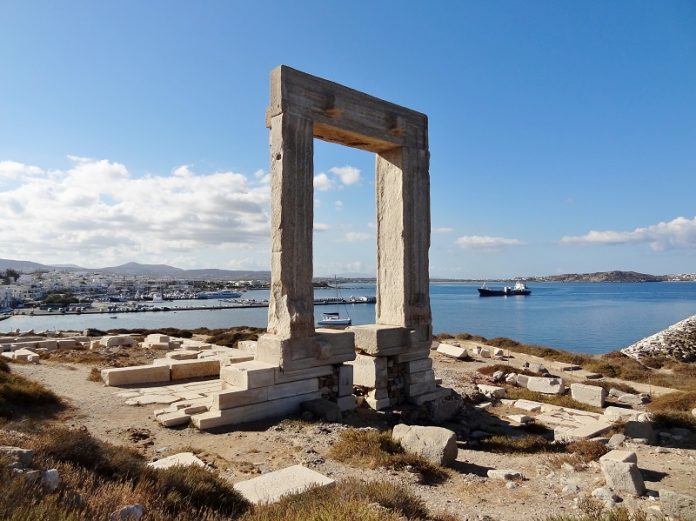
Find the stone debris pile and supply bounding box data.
[622,313,696,362]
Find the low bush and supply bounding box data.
[328,428,448,485]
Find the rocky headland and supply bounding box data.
[622,314,696,362]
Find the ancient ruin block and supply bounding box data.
[101,365,170,386]
[220,361,276,389]
[570,383,607,407]
[599,450,645,496]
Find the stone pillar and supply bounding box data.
[265,112,315,341]
[376,146,431,331]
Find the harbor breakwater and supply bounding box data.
[622,314,696,362]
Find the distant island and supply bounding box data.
[436,270,696,283]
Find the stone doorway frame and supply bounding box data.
[263,65,431,346]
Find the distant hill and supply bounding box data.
[0,258,64,272]
[525,271,667,283]
[0,258,270,280]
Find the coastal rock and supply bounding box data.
[621,314,696,362]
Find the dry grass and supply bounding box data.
[477,364,537,378]
[504,387,601,413]
[544,504,649,521]
[652,411,696,431]
[645,391,696,430]
[543,440,609,470]
[87,367,102,382]
[476,434,607,470]
[647,391,696,413]
[0,426,250,520]
[243,479,432,521]
[0,362,64,419]
[477,434,558,454]
[0,426,454,521]
[328,428,449,485]
[580,380,638,394]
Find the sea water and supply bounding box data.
[2,282,695,354]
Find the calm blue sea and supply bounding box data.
[2,282,695,354]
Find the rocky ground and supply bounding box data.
[5,342,696,521]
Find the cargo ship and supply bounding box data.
[478,281,531,297]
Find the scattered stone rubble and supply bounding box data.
[0,333,90,363]
[622,313,696,362]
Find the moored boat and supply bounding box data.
[317,312,351,326]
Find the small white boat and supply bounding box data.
[317,312,351,326]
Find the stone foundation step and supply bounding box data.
[191,391,322,430]
[220,360,277,389]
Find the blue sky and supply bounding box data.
[1,1,695,278]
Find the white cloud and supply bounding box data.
[560,216,696,251]
[312,165,361,192]
[344,232,372,242]
[313,172,334,191]
[433,227,453,234]
[335,200,344,211]
[0,157,270,265]
[329,165,361,186]
[455,235,524,249]
[314,223,331,232]
[0,160,44,179]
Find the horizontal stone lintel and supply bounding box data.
[266,65,427,153]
